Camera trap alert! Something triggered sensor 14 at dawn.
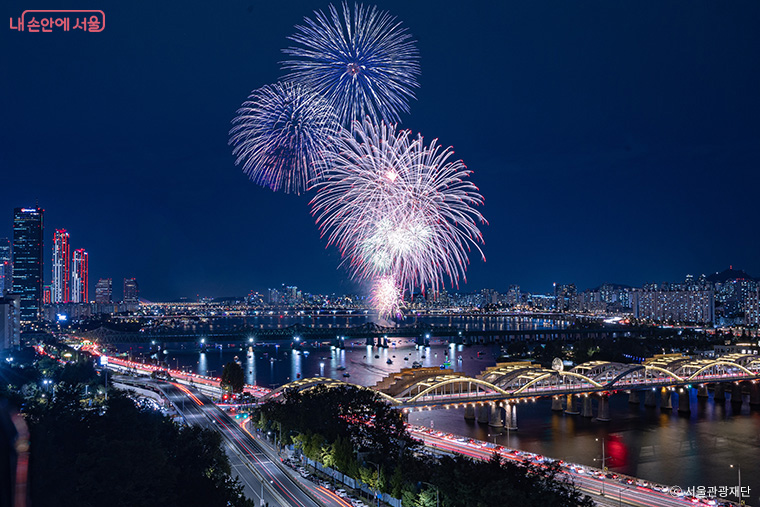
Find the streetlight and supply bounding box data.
[619,485,629,507]
[730,464,742,505]
[420,481,440,507]
[260,479,273,507]
[595,437,609,496]
[366,461,381,507]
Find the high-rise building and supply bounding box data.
[71,249,89,303]
[0,294,21,351]
[745,288,760,327]
[123,278,139,303]
[95,278,112,304]
[42,285,52,305]
[632,288,715,324]
[12,207,44,321]
[506,285,521,307]
[52,229,71,303]
[0,238,11,297]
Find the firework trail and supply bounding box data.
[281,2,420,127]
[229,81,340,194]
[311,119,486,315]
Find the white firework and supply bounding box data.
[311,118,486,297]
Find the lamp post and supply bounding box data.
[595,437,608,496]
[619,485,629,507]
[260,479,273,507]
[367,461,381,507]
[420,481,440,507]
[730,464,742,505]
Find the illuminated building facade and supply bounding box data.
[71,249,89,303]
[95,278,112,304]
[12,207,44,320]
[0,238,11,297]
[123,277,139,303]
[52,229,71,303]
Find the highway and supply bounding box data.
[120,377,348,507]
[409,426,734,507]
[113,375,738,507]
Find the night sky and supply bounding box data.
[2,1,759,301]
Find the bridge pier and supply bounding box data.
[565,394,579,415]
[597,394,610,422]
[697,385,709,398]
[628,390,640,404]
[644,389,657,408]
[581,396,593,417]
[731,383,743,406]
[750,382,760,407]
[660,388,672,410]
[551,396,564,411]
[713,383,726,403]
[464,404,476,421]
[488,404,504,428]
[366,336,375,346]
[476,404,490,424]
[678,388,691,414]
[505,404,518,430]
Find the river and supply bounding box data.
[110,316,760,504]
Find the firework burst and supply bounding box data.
[311,119,486,298]
[370,275,403,319]
[229,81,340,194]
[281,2,420,127]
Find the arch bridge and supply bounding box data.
[260,353,760,409]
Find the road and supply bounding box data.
[410,427,732,507]
[119,377,349,507]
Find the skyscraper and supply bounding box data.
[95,278,112,304]
[71,249,89,303]
[0,238,11,297]
[52,229,71,303]
[123,278,139,304]
[12,207,44,321]
[0,294,21,351]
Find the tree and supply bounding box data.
[221,362,245,393]
[27,390,254,507]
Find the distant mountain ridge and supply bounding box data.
[705,267,757,283]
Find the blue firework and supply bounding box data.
[281,2,420,127]
[229,82,340,194]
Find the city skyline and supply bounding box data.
[2,0,759,301]
[3,203,758,301]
